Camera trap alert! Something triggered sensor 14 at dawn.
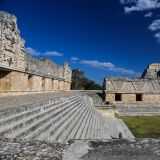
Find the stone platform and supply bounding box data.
[63,139,160,160]
[0,91,77,110]
[0,92,134,144]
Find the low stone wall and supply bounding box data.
[116,104,160,116]
[96,106,116,118]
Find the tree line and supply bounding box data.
[71,69,102,90]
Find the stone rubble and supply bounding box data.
[0,137,68,160]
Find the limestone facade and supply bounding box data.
[0,11,71,95]
[103,64,160,104]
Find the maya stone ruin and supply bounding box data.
[103,63,160,104]
[0,11,72,95]
[0,11,160,160]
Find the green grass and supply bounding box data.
[117,116,160,138]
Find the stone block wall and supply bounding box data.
[28,75,43,91]
[143,94,160,104]
[43,78,52,91]
[11,72,28,91]
[0,71,12,91]
[105,93,115,103]
[121,94,136,103]
[103,76,160,104]
[0,11,72,94]
[0,70,71,95]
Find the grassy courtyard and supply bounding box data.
[117,116,160,138]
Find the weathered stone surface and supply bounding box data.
[26,55,72,82]
[142,63,160,78]
[0,11,26,71]
[0,11,72,82]
[63,139,160,160]
[0,11,72,94]
[103,74,160,104]
[0,138,68,160]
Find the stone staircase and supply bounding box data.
[0,95,134,143]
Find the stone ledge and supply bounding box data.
[63,139,160,160]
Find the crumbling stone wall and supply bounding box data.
[0,12,26,71]
[26,55,63,79]
[0,11,72,94]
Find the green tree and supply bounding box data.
[71,69,102,90]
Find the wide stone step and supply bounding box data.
[11,98,83,139]
[0,96,77,128]
[49,101,87,142]
[66,105,91,141]
[80,105,93,139]
[25,100,86,140]
[74,104,93,139]
[0,94,135,143]
[58,101,89,143]
[85,108,94,139]
[0,96,82,138]
[93,111,98,139]
[35,101,89,140]
[0,95,78,119]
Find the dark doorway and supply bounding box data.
[136,94,142,101]
[115,93,122,101]
[157,71,160,78]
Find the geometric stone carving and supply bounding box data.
[0,11,26,71]
[0,11,72,82]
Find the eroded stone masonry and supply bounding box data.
[103,63,160,104]
[0,11,72,95]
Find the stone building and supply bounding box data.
[0,11,72,95]
[103,64,160,104]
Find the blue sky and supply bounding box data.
[0,0,160,84]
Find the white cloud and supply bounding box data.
[44,51,63,56]
[148,19,160,31]
[144,12,153,17]
[120,0,160,13]
[80,60,140,76]
[154,32,160,42]
[26,47,63,57]
[108,67,139,75]
[26,47,40,56]
[71,57,79,61]
[80,60,115,69]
